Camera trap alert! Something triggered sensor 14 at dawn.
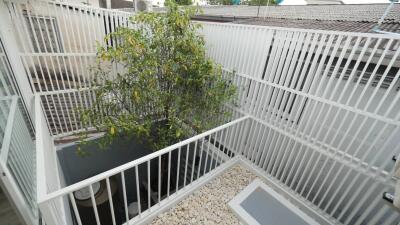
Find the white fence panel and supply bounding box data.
[0,35,38,224]
[4,0,133,136]
[201,22,400,225]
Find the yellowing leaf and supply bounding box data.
[110,126,116,135]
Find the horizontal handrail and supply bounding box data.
[38,115,250,203]
[197,21,400,39]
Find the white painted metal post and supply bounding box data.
[0,2,34,121]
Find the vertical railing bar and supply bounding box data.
[41,4,71,134]
[81,7,97,103]
[277,32,307,124]
[227,25,239,68]
[74,4,93,118]
[305,37,372,200]
[222,125,230,157]
[337,132,400,222]
[89,184,101,225]
[147,160,151,211]
[183,144,190,187]
[234,119,246,154]
[134,165,142,216]
[57,3,84,130]
[266,132,286,174]
[260,122,278,170]
[197,137,205,180]
[270,135,292,177]
[121,172,129,224]
[64,4,87,128]
[280,34,343,189]
[239,118,252,156]
[275,138,297,180]
[190,139,197,184]
[350,186,383,225]
[257,126,272,168]
[175,147,181,193]
[69,193,82,225]
[319,52,398,212]
[167,151,171,198]
[253,123,267,166]
[381,211,399,225]
[106,177,116,225]
[25,7,61,134]
[297,36,359,195]
[261,123,280,171]
[70,5,90,124]
[269,32,300,123]
[318,40,400,211]
[250,122,263,162]
[214,24,225,66]
[310,37,383,204]
[207,132,216,173]
[363,204,388,225]
[158,155,161,205]
[236,26,250,74]
[263,30,284,80]
[218,25,230,66]
[244,119,257,159]
[302,37,367,195]
[12,112,35,187]
[284,143,307,187]
[212,130,222,170]
[259,31,285,120]
[266,31,294,122]
[38,6,69,133]
[226,122,236,158]
[242,27,256,75]
[239,77,249,109]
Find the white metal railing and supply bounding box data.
[37,116,249,225]
[205,22,400,224]
[0,96,38,224]
[4,0,133,136]
[3,1,400,224]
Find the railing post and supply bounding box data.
[35,95,71,225]
[38,202,60,225]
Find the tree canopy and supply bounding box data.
[175,0,193,5]
[77,1,236,155]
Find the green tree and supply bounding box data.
[175,0,192,5]
[243,0,275,6]
[77,1,236,155]
[208,0,233,5]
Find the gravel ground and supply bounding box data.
[150,164,258,225]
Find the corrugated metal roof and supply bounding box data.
[197,4,400,23]
[192,4,400,33]
[233,17,400,33]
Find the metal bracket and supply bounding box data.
[373,0,400,36]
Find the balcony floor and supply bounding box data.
[0,187,22,225]
[150,164,258,225]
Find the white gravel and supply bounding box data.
[150,164,258,225]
